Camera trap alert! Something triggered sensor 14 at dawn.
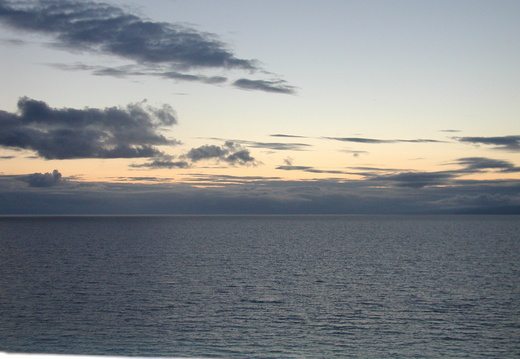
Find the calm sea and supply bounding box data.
[1,215,519,358]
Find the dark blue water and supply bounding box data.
[1,215,519,358]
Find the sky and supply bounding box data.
[0,0,519,214]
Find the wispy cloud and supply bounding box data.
[204,138,312,151]
[47,62,228,84]
[452,157,520,173]
[112,176,174,183]
[233,79,296,94]
[324,137,395,144]
[324,137,445,144]
[0,97,178,159]
[244,141,311,151]
[454,136,520,152]
[270,134,308,138]
[276,165,347,175]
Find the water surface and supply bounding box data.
[1,215,519,358]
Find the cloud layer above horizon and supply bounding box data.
[2,169,520,215]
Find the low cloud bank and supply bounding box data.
[2,172,519,214]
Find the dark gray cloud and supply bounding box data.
[0,0,255,70]
[184,141,257,166]
[20,169,64,187]
[454,136,520,151]
[370,171,456,189]
[0,0,295,93]
[225,149,256,165]
[233,79,296,94]
[0,97,178,159]
[185,144,229,162]
[453,157,520,173]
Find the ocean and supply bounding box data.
[1,215,519,358]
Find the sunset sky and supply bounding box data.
[1,0,519,214]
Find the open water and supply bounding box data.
[1,215,519,358]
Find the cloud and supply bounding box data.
[161,71,227,84]
[112,176,168,182]
[324,137,444,144]
[225,149,256,165]
[399,139,446,143]
[0,97,178,159]
[1,174,518,214]
[325,137,395,144]
[454,136,520,151]
[184,141,258,166]
[19,169,64,187]
[270,134,308,138]
[239,140,311,151]
[131,156,190,169]
[370,171,457,188]
[233,79,296,94]
[340,149,368,157]
[202,138,312,151]
[0,0,256,70]
[185,144,228,162]
[0,0,295,93]
[276,165,347,175]
[276,165,314,171]
[283,157,294,166]
[47,62,229,84]
[453,157,520,173]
